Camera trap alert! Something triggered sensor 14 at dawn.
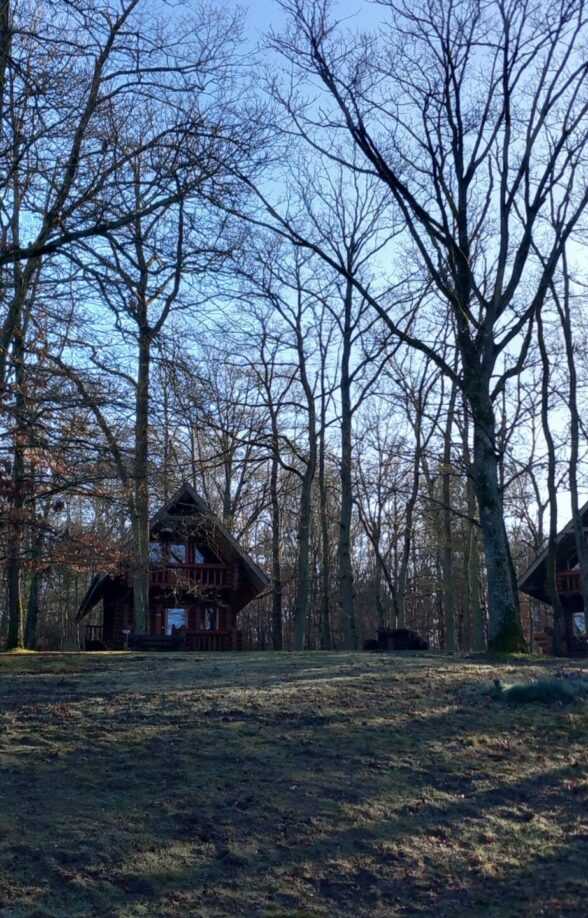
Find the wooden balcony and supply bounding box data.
[149,563,234,591]
[556,571,581,594]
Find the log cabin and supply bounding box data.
[518,505,588,655]
[76,482,268,651]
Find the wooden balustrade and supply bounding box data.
[556,571,582,594]
[84,624,104,647]
[149,564,233,590]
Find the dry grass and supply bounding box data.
[0,651,587,916]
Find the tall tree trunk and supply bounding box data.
[133,327,151,635]
[292,286,317,651]
[466,525,485,651]
[468,383,525,651]
[270,429,283,650]
[397,409,423,628]
[537,314,565,654]
[162,377,171,501]
[374,559,385,629]
[222,434,233,526]
[25,570,40,650]
[318,393,332,650]
[6,320,25,650]
[555,261,588,628]
[24,489,49,650]
[462,401,485,649]
[338,278,356,649]
[293,458,315,650]
[441,379,457,651]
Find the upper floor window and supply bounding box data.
[150,542,163,562]
[193,546,205,564]
[169,544,186,564]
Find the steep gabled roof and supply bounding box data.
[76,573,110,621]
[76,482,268,621]
[153,481,268,594]
[518,500,588,603]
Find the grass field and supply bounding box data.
[0,651,587,917]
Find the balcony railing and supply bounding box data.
[556,571,581,594]
[149,563,234,590]
[84,624,104,646]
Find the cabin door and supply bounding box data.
[165,607,187,635]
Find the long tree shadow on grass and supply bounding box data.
[2,707,585,914]
[0,653,587,915]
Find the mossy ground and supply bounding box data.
[0,651,587,916]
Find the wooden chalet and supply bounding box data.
[518,505,588,655]
[77,482,268,651]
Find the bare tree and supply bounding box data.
[258,0,588,649]
[1,0,251,645]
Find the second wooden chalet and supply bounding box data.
[77,482,268,651]
[518,504,588,655]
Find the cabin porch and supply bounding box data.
[531,570,587,655]
[82,623,243,652]
[81,589,243,652]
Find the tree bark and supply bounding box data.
[132,326,151,635]
[396,403,424,629]
[461,401,486,650]
[537,314,565,654]
[440,379,457,651]
[318,389,332,650]
[293,455,315,650]
[5,319,25,650]
[270,427,283,650]
[338,278,357,650]
[24,488,49,650]
[555,262,588,630]
[469,384,525,651]
[292,280,317,651]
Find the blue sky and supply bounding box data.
[245,0,383,42]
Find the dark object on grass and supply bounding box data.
[498,676,588,705]
[364,627,429,652]
[363,639,380,651]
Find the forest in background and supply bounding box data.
[2,0,588,653]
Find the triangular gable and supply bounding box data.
[151,482,211,525]
[518,500,588,601]
[150,482,267,592]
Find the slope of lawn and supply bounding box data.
[0,651,587,917]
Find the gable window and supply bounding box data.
[166,608,186,635]
[169,544,186,564]
[150,542,163,562]
[193,546,205,564]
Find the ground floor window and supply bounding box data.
[166,608,186,635]
[203,606,217,630]
[150,541,163,562]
